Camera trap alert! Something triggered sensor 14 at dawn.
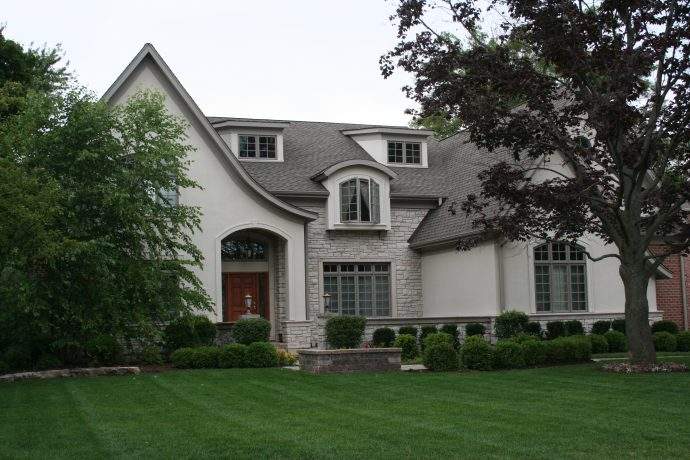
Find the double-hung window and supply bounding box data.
[239,134,276,159]
[323,263,391,317]
[534,242,587,312]
[387,141,421,165]
[340,178,380,223]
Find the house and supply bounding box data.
[104,44,667,349]
[652,246,689,330]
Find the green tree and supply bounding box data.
[0,32,210,365]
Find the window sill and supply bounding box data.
[331,223,389,231]
[237,158,283,162]
[386,163,428,169]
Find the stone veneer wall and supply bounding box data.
[298,205,428,348]
[274,237,288,338]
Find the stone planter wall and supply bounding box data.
[299,348,401,373]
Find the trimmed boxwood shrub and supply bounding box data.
[493,340,526,369]
[423,343,459,371]
[245,342,278,368]
[460,336,494,370]
[325,316,366,349]
[277,349,298,366]
[522,339,548,366]
[440,324,460,349]
[232,318,271,345]
[653,331,677,352]
[495,310,529,339]
[419,326,438,350]
[611,319,626,334]
[546,321,566,339]
[398,326,418,339]
[564,320,584,336]
[465,322,486,337]
[545,336,592,364]
[651,320,679,335]
[164,315,217,351]
[139,346,164,365]
[218,344,248,368]
[591,320,611,335]
[423,332,454,350]
[588,334,609,354]
[525,322,542,337]
[394,334,418,360]
[171,346,221,369]
[85,335,122,365]
[604,330,627,352]
[677,331,690,352]
[372,327,396,347]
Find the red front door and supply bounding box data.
[223,273,269,322]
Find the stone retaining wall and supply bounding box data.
[0,366,140,383]
[299,348,401,373]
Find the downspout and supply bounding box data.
[497,240,506,312]
[681,255,688,331]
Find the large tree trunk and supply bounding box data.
[619,261,656,364]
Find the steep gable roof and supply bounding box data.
[102,44,316,222]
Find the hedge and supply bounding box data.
[171,346,221,369]
[545,336,592,364]
[419,326,438,350]
[440,324,460,349]
[423,332,454,350]
[546,321,566,339]
[588,334,609,354]
[245,342,279,368]
[325,316,366,349]
[423,343,459,371]
[604,330,627,352]
[218,344,248,368]
[525,321,542,337]
[394,334,419,360]
[465,323,486,337]
[164,315,217,351]
[398,326,418,339]
[522,339,548,366]
[564,320,584,336]
[85,335,121,365]
[653,331,677,352]
[493,340,526,369]
[611,319,626,334]
[651,320,679,335]
[232,318,271,345]
[591,320,611,335]
[677,331,690,352]
[372,327,396,347]
[460,336,494,370]
[495,310,529,339]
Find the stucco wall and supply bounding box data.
[107,56,308,322]
[422,242,501,316]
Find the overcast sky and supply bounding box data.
[3,0,421,125]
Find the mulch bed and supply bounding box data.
[602,362,688,374]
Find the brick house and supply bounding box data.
[104,44,669,349]
[652,248,689,330]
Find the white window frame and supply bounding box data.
[533,242,588,313]
[239,134,277,159]
[339,177,380,224]
[322,262,392,317]
[387,140,422,165]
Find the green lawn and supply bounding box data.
[2,359,689,459]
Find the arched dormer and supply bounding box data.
[311,160,396,230]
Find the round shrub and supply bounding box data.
[423,332,454,350]
[676,331,690,352]
[245,342,278,368]
[525,322,542,337]
[277,349,298,366]
[465,322,486,337]
[545,336,592,364]
[86,335,122,365]
[35,354,62,370]
[398,326,418,339]
[591,320,611,335]
[604,330,627,352]
[440,324,460,348]
[139,346,164,365]
[653,331,677,352]
[232,317,271,345]
[512,333,539,344]
[522,339,548,366]
[611,319,626,334]
[460,336,494,370]
[171,346,220,369]
[588,334,609,354]
[2,345,32,371]
[394,334,419,360]
[218,344,248,368]
[419,326,438,350]
[564,320,584,336]
[493,340,526,369]
[372,327,396,347]
[651,320,679,335]
[495,310,529,339]
[423,343,459,371]
[325,316,366,349]
[191,316,217,345]
[546,321,566,339]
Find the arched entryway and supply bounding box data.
[218,228,288,339]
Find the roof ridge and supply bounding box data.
[207,116,411,129]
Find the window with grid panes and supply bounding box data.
[323,263,391,317]
[534,242,587,312]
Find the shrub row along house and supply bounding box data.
[104,44,680,350]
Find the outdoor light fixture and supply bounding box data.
[244,294,253,315]
[323,292,331,311]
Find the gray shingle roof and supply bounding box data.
[207,116,512,247]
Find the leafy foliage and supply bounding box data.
[564,320,584,336]
[522,339,548,366]
[611,320,626,335]
[232,318,271,345]
[245,342,279,368]
[651,321,679,335]
[372,327,396,347]
[588,334,609,354]
[423,332,454,350]
[394,334,419,360]
[524,322,542,337]
[419,326,438,350]
[545,336,592,364]
[325,316,366,349]
[164,315,216,352]
[460,336,494,370]
[218,344,248,368]
[677,331,690,352]
[423,343,459,371]
[493,340,526,369]
[440,324,460,348]
[604,331,628,352]
[591,321,612,336]
[494,310,529,339]
[546,321,566,340]
[85,335,122,365]
[171,346,220,369]
[383,0,690,363]
[653,332,677,352]
[464,322,486,337]
[397,326,418,339]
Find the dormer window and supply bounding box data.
[239,134,276,159]
[387,141,421,165]
[340,178,380,223]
